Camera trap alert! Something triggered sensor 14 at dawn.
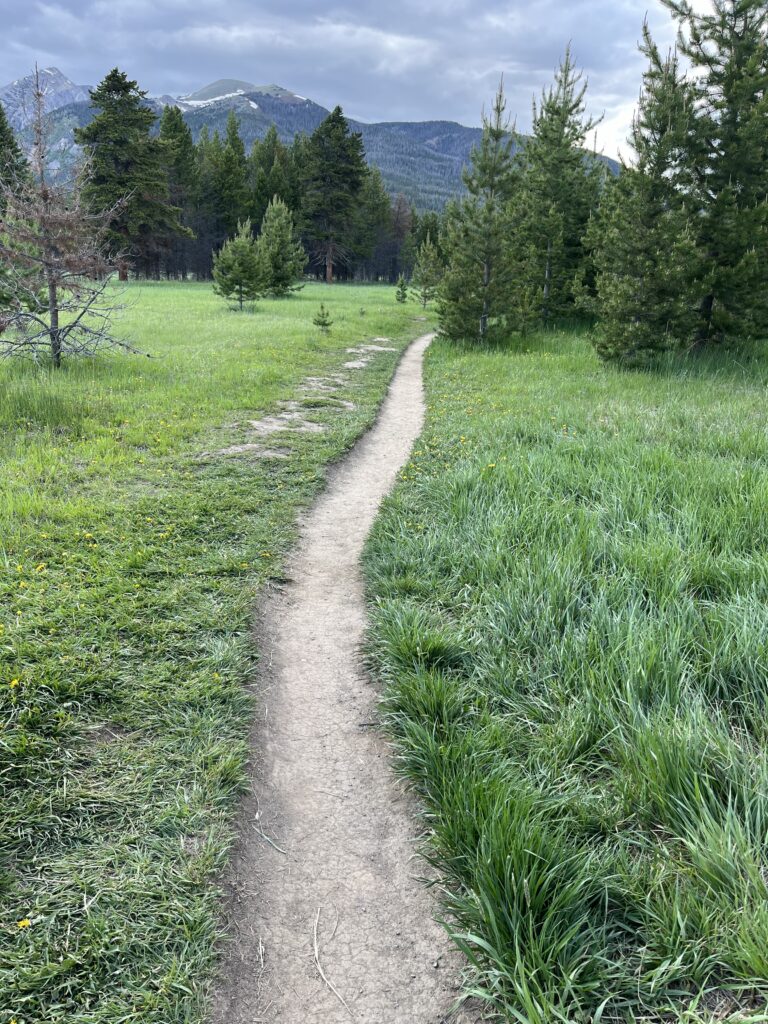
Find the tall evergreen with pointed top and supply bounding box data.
[158,104,197,277]
[411,232,443,307]
[439,81,518,344]
[585,30,702,364]
[256,196,306,297]
[511,49,604,327]
[75,69,185,277]
[663,0,768,344]
[0,105,28,309]
[216,111,250,238]
[301,106,367,283]
[0,104,27,206]
[249,125,300,227]
[348,167,392,279]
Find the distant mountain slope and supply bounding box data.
[0,67,89,130]
[2,69,619,210]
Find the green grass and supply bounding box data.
[0,281,432,1024]
[364,331,768,1023]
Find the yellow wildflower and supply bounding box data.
[17,918,31,929]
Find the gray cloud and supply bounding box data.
[1,0,688,157]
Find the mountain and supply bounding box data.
[1,69,619,210]
[0,67,89,130]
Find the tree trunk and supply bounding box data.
[543,240,552,326]
[48,275,61,368]
[480,259,491,339]
[693,292,715,349]
[325,244,334,284]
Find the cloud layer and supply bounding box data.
[3,0,691,157]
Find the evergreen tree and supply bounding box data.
[585,31,701,364]
[301,107,367,283]
[0,104,27,205]
[75,69,185,277]
[663,0,768,343]
[212,219,262,309]
[390,195,415,279]
[411,232,443,307]
[256,196,306,296]
[0,105,28,309]
[511,49,603,326]
[158,105,198,278]
[313,303,333,333]
[395,274,408,303]
[249,125,299,227]
[439,82,518,344]
[216,112,250,237]
[348,167,393,280]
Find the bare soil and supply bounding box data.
[210,335,476,1023]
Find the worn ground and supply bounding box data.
[210,334,475,1024]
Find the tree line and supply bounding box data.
[439,0,768,363]
[0,67,439,285]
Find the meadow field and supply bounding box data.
[0,281,429,1024]
[364,333,768,1023]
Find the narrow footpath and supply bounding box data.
[210,334,473,1024]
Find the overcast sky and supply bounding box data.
[3,0,709,159]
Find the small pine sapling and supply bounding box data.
[395,274,408,304]
[313,303,333,334]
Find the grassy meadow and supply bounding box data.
[0,281,430,1024]
[364,333,768,1023]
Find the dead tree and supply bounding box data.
[0,68,138,367]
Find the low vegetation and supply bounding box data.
[365,333,768,1023]
[0,281,425,1023]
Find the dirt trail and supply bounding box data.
[211,334,473,1024]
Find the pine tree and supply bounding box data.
[313,303,333,333]
[585,32,701,364]
[212,219,262,309]
[395,274,408,303]
[158,105,198,278]
[662,0,768,344]
[390,195,415,279]
[0,104,28,309]
[256,196,306,297]
[439,81,518,344]
[348,167,392,279]
[216,112,250,237]
[249,125,299,227]
[301,107,367,283]
[191,127,224,277]
[411,232,443,307]
[75,69,185,278]
[0,104,27,206]
[511,49,603,327]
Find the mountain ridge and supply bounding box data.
[0,68,619,210]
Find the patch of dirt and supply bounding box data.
[302,374,348,392]
[82,722,129,745]
[200,444,292,459]
[245,412,326,435]
[210,334,477,1023]
[343,342,399,370]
